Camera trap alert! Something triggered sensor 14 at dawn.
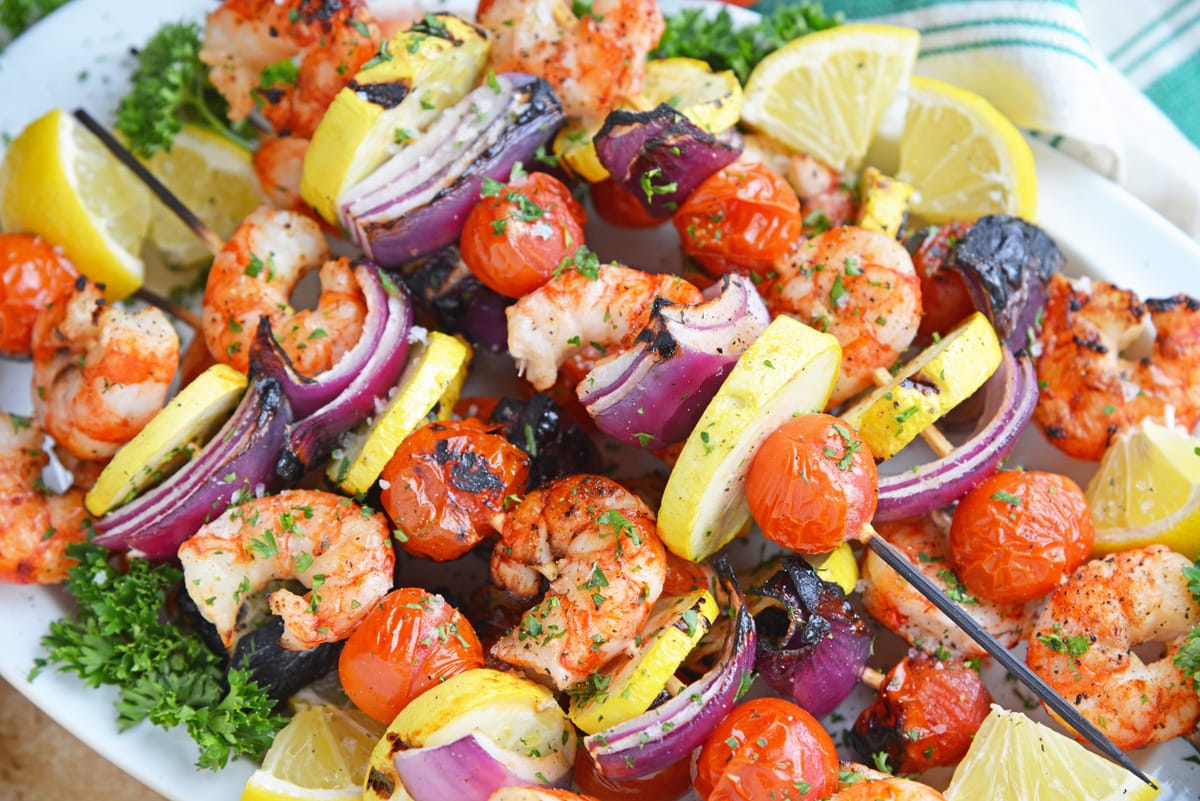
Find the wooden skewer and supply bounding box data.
[871,367,954,458]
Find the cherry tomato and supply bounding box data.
[949,470,1093,604]
[379,419,529,562]
[850,654,992,773]
[574,750,693,801]
[694,697,839,801]
[746,414,878,554]
[672,162,801,278]
[589,178,664,229]
[0,234,78,357]
[461,171,587,298]
[910,222,974,343]
[339,587,484,724]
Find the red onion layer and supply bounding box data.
[392,733,571,801]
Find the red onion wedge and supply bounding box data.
[584,564,755,780]
[391,733,572,801]
[92,375,292,560]
[875,347,1037,521]
[341,73,565,267]
[578,274,769,448]
[402,247,512,354]
[594,104,743,218]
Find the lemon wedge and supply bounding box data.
[301,15,490,224]
[658,317,842,562]
[898,75,1038,223]
[568,589,718,734]
[740,24,920,171]
[943,705,1158,801]
[842,312,1001,460]
[328,331,471,496]
[0,108,151,300]
[85,364,247,517]
[1086,419,1200,560]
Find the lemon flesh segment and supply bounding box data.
[898,75,1038,224]
[0,108,150,300]
[740,24,920,171]
[943,705,1158,801]
[658,317,842,562]
[301,15,491,224]
[1086,419,1200,560]
[85,364,248,517]
[569,589,719,733]
[842,312,1001,460]
[328,331,471,496]
[241,705,384,801]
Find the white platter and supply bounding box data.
[1,1,1199,799]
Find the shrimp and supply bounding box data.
[830,765,946,801]
[477,0,664,122]
[201,0,381,139]
[1025,545,1200,750]
[861,516,1037,660]
[490,474,667,690]
[253,135,309,211]
[764,226,922,406]
[1034,273,1200,460]
[31,279,179,462]
[178,489,395,651]
[202,207,367,376]
[506,263,703,391]
[0,414,89,584]
[788,153,859,233]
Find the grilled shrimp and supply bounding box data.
[490,474,667,690]
[1026,545,1200,750]
[861,516,1037,660]
[0,414,89,584]
[202,207,366,375]
[764,226,921,406]
[830,765,946,801]
[178,489,395,651]
[477,0,664,122]
[201,0,381,139]
[31,279,179,461]
[1034,273,1200,460]
[506,263,703,390]
[788,153,859,232]
[253,135,309,211]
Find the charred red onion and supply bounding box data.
[92,375,292,560]
[751,557,871,719]
[391,733,571,801]
[341,73,565,266]
[401,247,511,354]
[594,104,743,218]
[578,274,769,448]
[584,565,755,780]
[875,346,1036,521]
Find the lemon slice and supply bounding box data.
[1086,419,1200,560]
[898,75,1038,223]
[84,364,248,517]
[842,312,1001,460]
[658,317,842,562]
[301,15,490,224]
[142,125,263,267]
[328,331,471,496]
[740,24,920,171]
[943,705,1158,801]
[242,705,385,801]
[0,108,150,299]
[568,588,718,734]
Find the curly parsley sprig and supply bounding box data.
[0,0,67,47]
[1174,558,1200,693]
[30,542,284,770]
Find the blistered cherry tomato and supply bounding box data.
[0,234,78,357]
[910,222,975,343]
[746,414,878,554]
[574,750,693,801]
[695,697,839,801]
[461,171,587,298]
[339,587,484,724]
[949,470,1093,604]
[379,419,529,562]
[850,654,993,773]
[672,162,801,278]
[589,178,664,229]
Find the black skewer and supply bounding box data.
[865,532,1157,787]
